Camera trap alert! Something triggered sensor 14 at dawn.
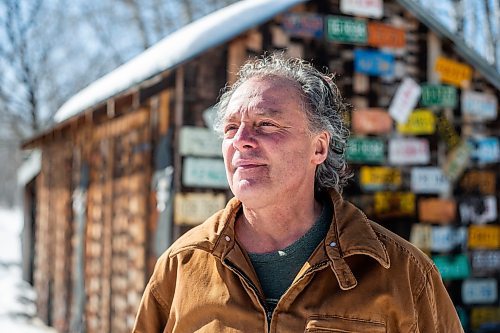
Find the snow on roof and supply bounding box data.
[54,0,307,123]
[17,150,41,186]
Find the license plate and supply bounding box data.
[421,84,457,108]
[442,141,471,182]
[388,138,430,165]
[462,279,498,304]
[434,56,472,88]
[411,167,450,194]
[326,15,367,43]
[459,196,497,224]
[410,224,432,251]
[397,109,436,135]
[469,137,500,164]
[470,307,500,331]
[431,226,467,252]
[282,13,324,38]
[468,225,500,249]
[460,170,496,195]
[471,251,500,275]
[352,108,393,135]
[374,192,415,217]
[432,254,470,280]
[174,192,226,225]
[360,166,401,190]
[461,90,498,121]
[346,137,385,163]
[418,198,456,224]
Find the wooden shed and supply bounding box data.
[22,0,500,332]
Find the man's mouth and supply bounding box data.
[233,160,266,170]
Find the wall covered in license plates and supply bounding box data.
[22,0,499,332]
[219,1,499,331]
[277,1,499,332]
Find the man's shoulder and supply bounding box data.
[168,210,227,256]
[165,197,241,258]
[369,220,434,274]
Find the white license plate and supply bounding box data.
[462,279,498,304]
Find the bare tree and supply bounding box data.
[0,0,239,206]
[78,0,240,67]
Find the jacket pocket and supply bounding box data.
[305,314,386,333]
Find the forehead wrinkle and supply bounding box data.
[224,106,285,123]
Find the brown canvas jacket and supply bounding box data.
[133,191,464,333]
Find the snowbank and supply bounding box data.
[0,207,56,333]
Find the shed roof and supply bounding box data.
[54,0,306,124]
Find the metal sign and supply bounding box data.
[340,0,383,18]
[360,166,401,191]
[351,108,393,135]
[282,13,324,39]
[460,170,496,195]
[179,126,222,157]
[374,191,415,217]
[432,254,470,280]
[182,157,229,189]
[420,84,457,108]
[174,192,226,225]
[437,114,460,150]
[346,137,385,163]
[470,307,500,332]
[410,224,432,252]
[418,198,456,224]
[442,141,470,182]
[469,137,500,164]
[367,22,405,48]
[471,251,500,275]
[397,109,436,135]
[459,196,498,225]
[388,138,430,165]
[462,279,498,304]
[326,16,367,43]
[354,49,394,76]
[434,56,472,88]
[468,225,500,249]
[411,167,450,194]
[431,226,467,252]
[461,91,498,121]
[389,77,421,124]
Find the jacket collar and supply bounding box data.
[207,190,390,290]
[323,190,390,290]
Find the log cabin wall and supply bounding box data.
[32,77,175,332]
[34,140,73,331]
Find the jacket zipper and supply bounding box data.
[223,259,272,330]
[224,259,330,332]
[277,260,330,308]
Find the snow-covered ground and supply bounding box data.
[0,207,56,333]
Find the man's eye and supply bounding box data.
[259,121,277,127]
[224,124,238,134]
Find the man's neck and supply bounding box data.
[235,197,323,254]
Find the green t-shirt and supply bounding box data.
[247,200,332,313]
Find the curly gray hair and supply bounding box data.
[214,54,352,193]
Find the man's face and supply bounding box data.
[221,76,328,209]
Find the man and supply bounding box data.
[133,55,463,332]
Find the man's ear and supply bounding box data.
[313,132,330,165]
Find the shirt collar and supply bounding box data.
[212,191,391,289]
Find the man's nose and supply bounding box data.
[232,123,257,150]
